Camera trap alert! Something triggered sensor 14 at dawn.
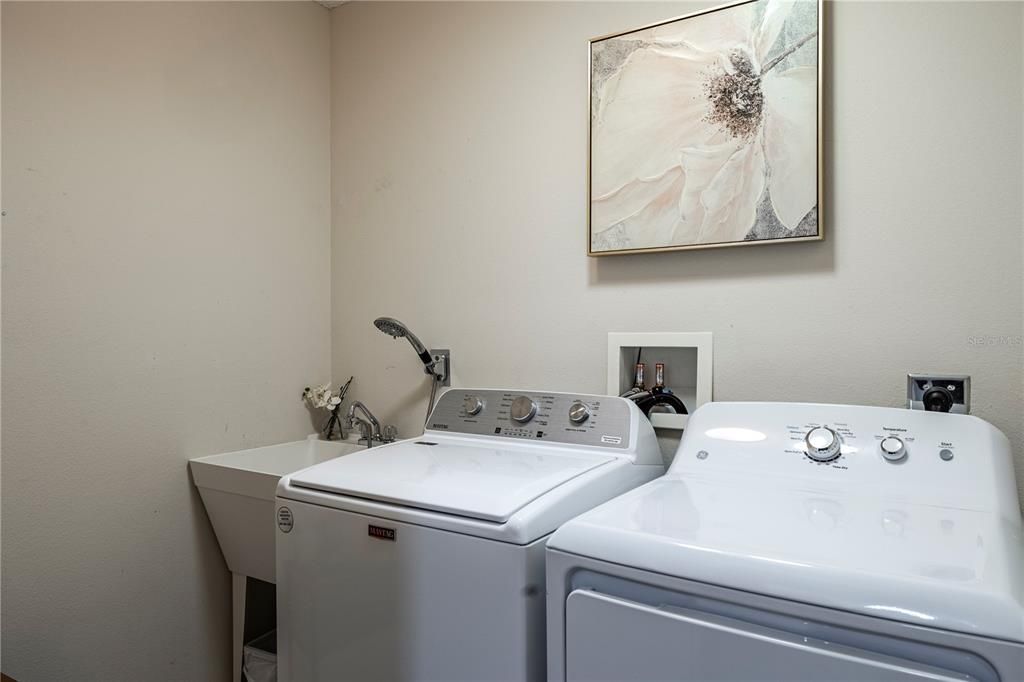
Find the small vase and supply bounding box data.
[322,409,344,441]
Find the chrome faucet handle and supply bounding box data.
[381,424,398,444]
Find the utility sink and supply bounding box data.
[190,435,364,583]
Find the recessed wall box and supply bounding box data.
[607,332,712,430]
[907,374,970,414]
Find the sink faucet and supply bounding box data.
[347,401,382,448]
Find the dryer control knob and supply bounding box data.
[568,401,591,424]
[805,427,841,462]
[463,395,484,416]
[880,436,906,462]
[510,396,538,424]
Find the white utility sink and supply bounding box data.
[191,434,365,681]
[190,435,363,583]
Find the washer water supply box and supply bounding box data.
[607,332,712,430]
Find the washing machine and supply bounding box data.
[276,388,664,681]
[547,401,1024,681]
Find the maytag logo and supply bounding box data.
[431,423,449,430]
[368,525,396,541]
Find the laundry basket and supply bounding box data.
[243,630,277,682]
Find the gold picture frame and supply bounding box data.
[588,0,824,256]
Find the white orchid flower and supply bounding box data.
[591,0,817,249]
[303,383,332,409]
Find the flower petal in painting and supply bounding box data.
[649,1,755,50]
[594,168,686,249]
[592,45,716,200]
[673,141,766,245]
[762,65,817,229]
[754,0,796,64]
[592,166,684,236]
[700,142,767,242]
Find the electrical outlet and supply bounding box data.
[907,374,970,414]
[431,349,451,387]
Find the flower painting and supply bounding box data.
[589,0,821,255]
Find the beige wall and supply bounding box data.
[330,1,1024,495]
[1,3,331,680]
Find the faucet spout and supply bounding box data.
[347,401,382,447]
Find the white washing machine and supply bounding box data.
[547,401,1024,682]
[276,388,664,681]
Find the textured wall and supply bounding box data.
[330,2,1024,495]
[1,3,331,679]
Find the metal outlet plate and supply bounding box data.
[431,349,451,387]
[907,374,970,414]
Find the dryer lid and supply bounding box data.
[288,439,615,523]
[548,475,1024,642]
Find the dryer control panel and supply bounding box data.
[671,401,1017,514]
[426,389,632,450]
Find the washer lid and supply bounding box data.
[548,475,1024,642]
[288,439,615,523]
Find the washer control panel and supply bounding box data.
[426,389,631,450]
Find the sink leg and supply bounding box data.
[233,572,246,682]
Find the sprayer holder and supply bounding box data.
[428,349,451,386]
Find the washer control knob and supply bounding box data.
[568,401,591,424]
[805,427,841,462]
[463,395,484,416]
[880,436,906,462]
[510,396,538,424]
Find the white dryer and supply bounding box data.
[276,389,663,681]
[547,401,1024,682]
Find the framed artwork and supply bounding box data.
[588,0,822,256]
